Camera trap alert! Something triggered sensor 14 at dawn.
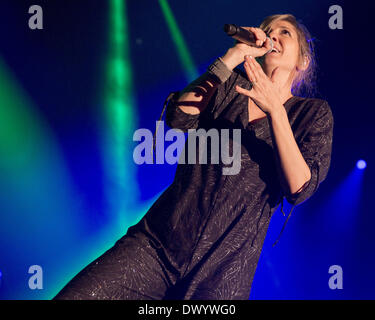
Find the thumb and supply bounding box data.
[264,37,273,52]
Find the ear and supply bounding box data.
[297,56,310,71]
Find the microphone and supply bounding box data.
[223,24,273,52]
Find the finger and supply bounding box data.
[241,27,268,49]
[244,58,258,84]
[248,56,266,79]
[244,27,260,47]
[246,56,262,81]
[251,27,267,46]
[264,37,273,52]
[235,85,253,97]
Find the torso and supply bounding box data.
[248,98,267,123]
[247,95,295,123]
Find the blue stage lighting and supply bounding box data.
[357,160,367,170]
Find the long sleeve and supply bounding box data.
[164,68,244,132]
[283,100,334,206]
[164,90,202,132]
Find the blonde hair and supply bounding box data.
[259,14,317,97]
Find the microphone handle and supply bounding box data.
[223,24,260,47]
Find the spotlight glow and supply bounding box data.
[356,160,367,170]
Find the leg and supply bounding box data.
[53,232,176,300]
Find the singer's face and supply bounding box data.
[262,20,301,73]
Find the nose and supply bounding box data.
[269,32,279,44]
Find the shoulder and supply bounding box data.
[287,96,334,141]
[304,97,332,113]
[291,96,333,123]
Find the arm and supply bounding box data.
[235,56,333,205]
[269,106,311,195]
[283,103,333,205]
[176,27,272,115]
[175,72,222,115]
[234,55,310,194]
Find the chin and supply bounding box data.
[263,55,279,65]
[262,59,279,71]
[263,58,291,70]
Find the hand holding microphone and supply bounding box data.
[220,24,273,71]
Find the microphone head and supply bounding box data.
[223,24,237,36]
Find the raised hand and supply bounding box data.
[235,55,283,115]
[221,27,272,71]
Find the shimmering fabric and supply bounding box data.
[54,68,333,300]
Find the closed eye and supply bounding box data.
[281,29,291,36]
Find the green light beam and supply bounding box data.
[102,0,140,235]
[158,0,198,82]
[0,56,87,299]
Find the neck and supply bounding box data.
[265,65,295,104]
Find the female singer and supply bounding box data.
[54,14,333,300]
